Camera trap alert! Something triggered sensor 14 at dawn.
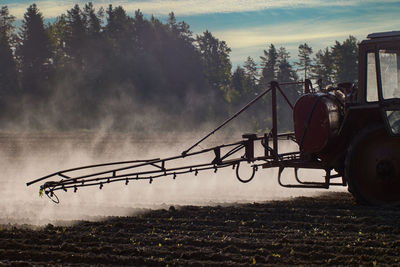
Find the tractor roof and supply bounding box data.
[360,31,400,46]
[367,31,400,39]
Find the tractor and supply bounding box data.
[27,31,400,205]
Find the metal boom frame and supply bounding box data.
[27,81,346,203]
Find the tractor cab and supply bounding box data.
[336,31,400,204]
[357,31,400,135]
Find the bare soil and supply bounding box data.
[0,192,399,266]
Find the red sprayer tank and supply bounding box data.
[293,93,342,155]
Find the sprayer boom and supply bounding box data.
[27,80,348,204]
[26,133,285,203]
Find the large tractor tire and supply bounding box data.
[345,125,400,205]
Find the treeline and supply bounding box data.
[0,4,358,132]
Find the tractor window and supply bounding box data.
[386,110,400,135]
[380,49,400,99]
[366,52,378,102]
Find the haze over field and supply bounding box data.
[1,133,340,225]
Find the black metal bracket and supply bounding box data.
[277,166,346,189]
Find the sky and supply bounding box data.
[3,0,400,68]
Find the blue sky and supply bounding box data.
[4,0,400,68]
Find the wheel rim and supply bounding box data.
[347,127,400,204]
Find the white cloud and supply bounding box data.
[6,0,400,18]
[215,10,400,48]
[213,11,400,66]
[7,1,76,19]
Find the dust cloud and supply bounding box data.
[0,130,346,226]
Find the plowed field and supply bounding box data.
[0,192,399,266]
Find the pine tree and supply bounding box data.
[229,66,245,105]
[105,5,134,56]
[295,43,313,81]
[276,47,300,131]
[256,44,279,131]
[177,21,193,43]
[18,4,52,98]
[277,47,298,83]
[196,30,232,119]
[244,56,258,86]
[312,47,333,87]
[230,64,265,131]
[47,15,67,66]
[197,30,232,94]
[331,35,358,83]
[259,44,278,88]
[84,2,103,37]
[0,5,19,125]
[65,4,87,66]
[167,12,177,31]
[106,5,130,37]
[82,2,105,76]
[133,9,152,50]
[0,6,18,95]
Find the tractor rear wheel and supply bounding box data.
[345,125,400,205]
